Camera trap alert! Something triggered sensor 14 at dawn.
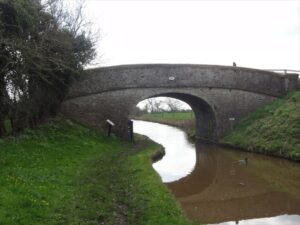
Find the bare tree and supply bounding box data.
[165,98,184,112]
[145,98,164,113]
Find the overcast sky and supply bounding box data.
[81,0,300,70]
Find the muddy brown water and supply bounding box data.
[133,120,300,225]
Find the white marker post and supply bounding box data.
[106,119,115,137]
[229,117,235,130]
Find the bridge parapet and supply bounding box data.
[62,64,299,141]
[283,73,299,91]
[67,64,298,100]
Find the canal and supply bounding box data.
[133,120,300,225]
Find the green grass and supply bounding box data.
[0,118,195,225]
[4,119,11,134]
[134,111,196,137]
[137,111,195,121]
[223,90,300,161]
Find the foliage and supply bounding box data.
[223,91,300,161]
[0,118,196,225]
[145,98,165,113]
[0,0,96,137]
[165,97,185,112]
[137,97,190,113]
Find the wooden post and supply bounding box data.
[128,120,134,142]
[106,119,115,137]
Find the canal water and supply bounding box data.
[133,120,300,225]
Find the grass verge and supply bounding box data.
[134,112,196,138]
[222,90,300,161]
[0,118,195,225]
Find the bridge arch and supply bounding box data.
[132,92,217,140]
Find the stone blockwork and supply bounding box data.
[61,64,299,141]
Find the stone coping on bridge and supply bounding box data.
[85,63,294,77]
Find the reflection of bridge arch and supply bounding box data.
[167,143,217,197]
[168,142,300,224]
[61,64,299,141]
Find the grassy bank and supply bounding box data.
[0,118,195,225]
[223,90,300,161]
[134,112,196,137]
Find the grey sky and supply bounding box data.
[82,0,300,70]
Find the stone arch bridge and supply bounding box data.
[61,64,299,141]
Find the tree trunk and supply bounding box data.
[0,117,5,138]
[0,75,7,138]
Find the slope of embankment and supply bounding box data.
[222,90,300,161]
[0,118,196,225]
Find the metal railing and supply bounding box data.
[265,69,300,74]
[265,70,300,82]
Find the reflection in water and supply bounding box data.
[133,120,300,225]
[169,142,300,225]
[215,214,300,225]
[133,120,196,182]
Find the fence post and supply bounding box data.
[128,120,134,142]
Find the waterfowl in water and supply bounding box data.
[238,157,248,165]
